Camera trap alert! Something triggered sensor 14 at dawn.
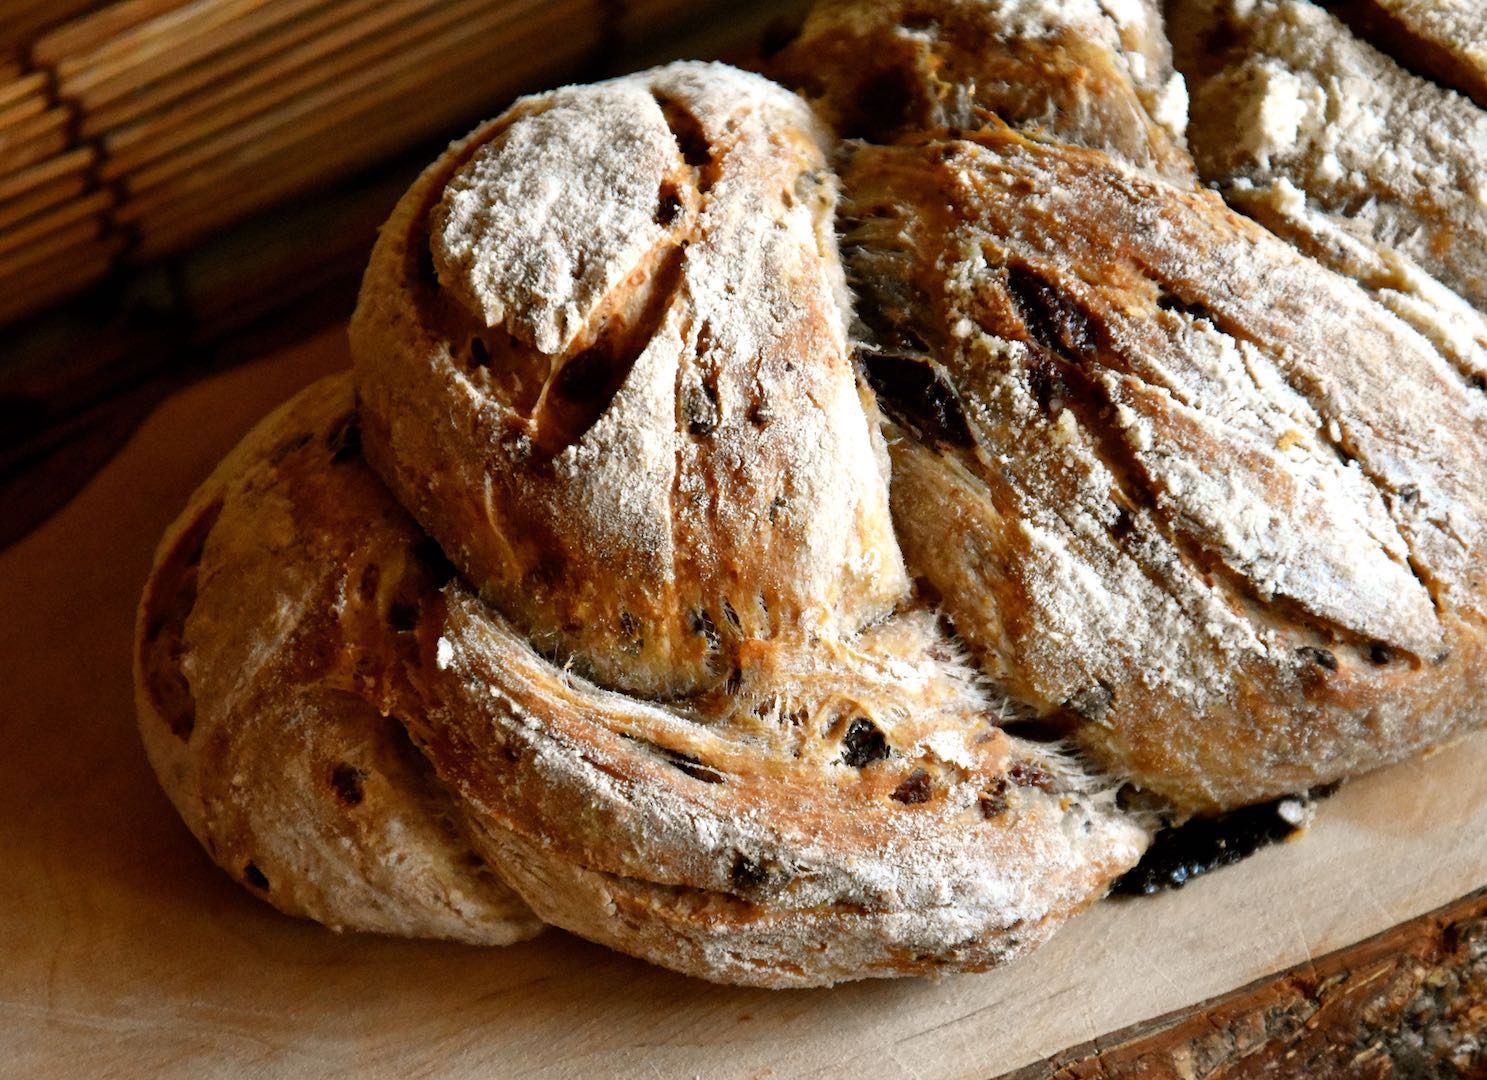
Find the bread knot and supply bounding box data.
[137,0,1487,986]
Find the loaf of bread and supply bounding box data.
[135,0,1487,986]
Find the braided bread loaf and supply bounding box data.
[135,0,1487,986]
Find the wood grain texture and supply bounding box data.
[1016,888,1487,1078]
[0,326,1484,1076]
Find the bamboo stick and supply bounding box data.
[133,3,594,255]
[32,1,193,66]
[0,110,71,180]
[83,0,389,138]
[1,1,112,57]
[0,242,116,325]
[0,189,110,264]
[131,64,591,255]
[117,0,584,202]
[0,0,772,328]
[0,170,92,235]
[0,147,95,205]
[0,72,47,114]
[100,0,498,172]
[0,90,49,136]
[0,228,108,289]
[53,0,318,91]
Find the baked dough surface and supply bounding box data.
[135,0,1487,985]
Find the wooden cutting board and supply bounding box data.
[2,326,1484,1078]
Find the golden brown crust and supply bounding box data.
[134,376,542,945]
[136,0,1487,986]
[774,0,1195,183]
[840,127,1487,811]
[138,372,1146,987]
[479,826,1093,987]
[406,588,1145,987]
[350,63,907,700]
[343,65,1148,985]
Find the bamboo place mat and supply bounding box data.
[1,326,1485,1077]
[0,0,810,327]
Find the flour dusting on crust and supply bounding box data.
[136,0,1487,989]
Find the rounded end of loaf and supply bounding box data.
[132,375,543,947]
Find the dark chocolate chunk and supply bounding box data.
[553,347,616,404]
[1006,265,1097,360]
[1112,797,1310,896]
[1297,645,1339,671]
[730,853,770,891]
[329,763,366,807]
[979,777,1011,818]
[862,352,974,448]
[890,767,933,804]
[1025,352,1068,413]
[1008,760,1057,793]
[841,717,890,768]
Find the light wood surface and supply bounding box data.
[2,327,1484,1079]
